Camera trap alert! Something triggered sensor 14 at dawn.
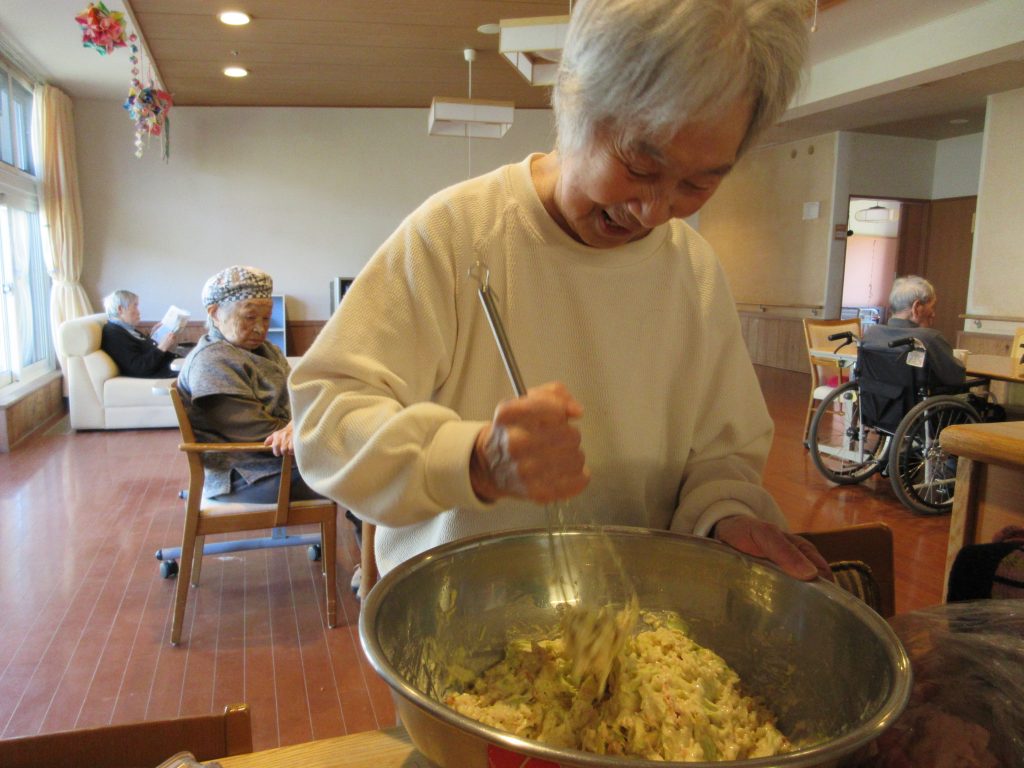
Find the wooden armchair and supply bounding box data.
[168,388,339,644]
[800,522,896,617]
[1013,327,1024,379]
[801,317,861,443]
[0,703,251,768]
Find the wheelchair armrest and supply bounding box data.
[930,377,990,396]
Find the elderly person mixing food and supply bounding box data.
[176,265,323,503]
[290,0,829,581]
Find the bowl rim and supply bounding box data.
[359,526,912,768]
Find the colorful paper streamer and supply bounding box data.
[123,34,173,160]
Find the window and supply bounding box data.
[0,59,51,389]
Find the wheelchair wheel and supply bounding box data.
[808,380,890,484]
[888,395,980,515]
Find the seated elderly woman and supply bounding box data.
[176,265,324,504]
[101,289,182,378]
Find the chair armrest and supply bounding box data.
[179,442,272,454]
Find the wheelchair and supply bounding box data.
[807,332,995,515]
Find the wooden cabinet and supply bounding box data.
[268,294,287,354]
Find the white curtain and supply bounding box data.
[36,84,94,377]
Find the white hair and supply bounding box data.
[552,0,810,159]
[889,275,935,314]
[102,289,138,319]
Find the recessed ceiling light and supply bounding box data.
[949,118,969,125]
[477,23,500,35]
[223,66,249,78]
[219,11,251,25]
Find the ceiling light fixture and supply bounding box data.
[428,49,514,139]
[218,11,251,25]
[498,15,570,86]
[854,202,893,222]
[223,66,249,78]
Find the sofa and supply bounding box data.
[58,313,178,430]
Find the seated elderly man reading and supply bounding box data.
[176,266,323,503]
[101,289,182,378]
[864,275,965,388]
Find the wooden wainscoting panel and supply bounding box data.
[0,372,65,453]
[738,312,809,373]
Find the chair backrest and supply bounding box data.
[169,386,293,526]
[169,386,209,511]
[803,318,861,388]
[857,341,926,432]
[169,385,197,443]
[799,523,896,617]
[1013,327,1024,379]
[0,703,252,768]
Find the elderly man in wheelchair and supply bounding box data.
[807,332,1002,516]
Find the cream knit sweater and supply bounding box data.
[291,155,786,575]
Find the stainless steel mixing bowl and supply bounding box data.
[359,527,911,768]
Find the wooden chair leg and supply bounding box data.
[190,534,205,587]
[171,523,199,645]
[358,523,377,601]
[322,515,338,628]
[803,396,815,444]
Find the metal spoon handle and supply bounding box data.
[473,266,527,397]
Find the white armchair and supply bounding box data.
[58,313,177,430]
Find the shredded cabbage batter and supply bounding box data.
[446,613,791,761]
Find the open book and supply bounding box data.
[151,304,190,343]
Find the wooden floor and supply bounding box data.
[0,365,951,751]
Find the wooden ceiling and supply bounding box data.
[130,0,571,108]
[130,0,848,109]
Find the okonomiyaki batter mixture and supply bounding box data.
[445,614,790,761]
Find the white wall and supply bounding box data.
[966,87,1024,335]
[700,130,939,317]
[74,100,555,321]
[931,133,984,199]
[843,133,936,199]
[824,132,937,315]
[698,133,837,313]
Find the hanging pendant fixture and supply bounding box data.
[428,48,514,138]
[498,14,570,86]
[854,202,894,222]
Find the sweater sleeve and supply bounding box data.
[669,256,788,537]
[290,206,492,527]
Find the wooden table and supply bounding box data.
[942,419,1024,600]
[965,353,1024,383]
[214,726,429,767]
[809,348,857,367]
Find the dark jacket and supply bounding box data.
[862,317,965,388]
[101,321,179,378]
